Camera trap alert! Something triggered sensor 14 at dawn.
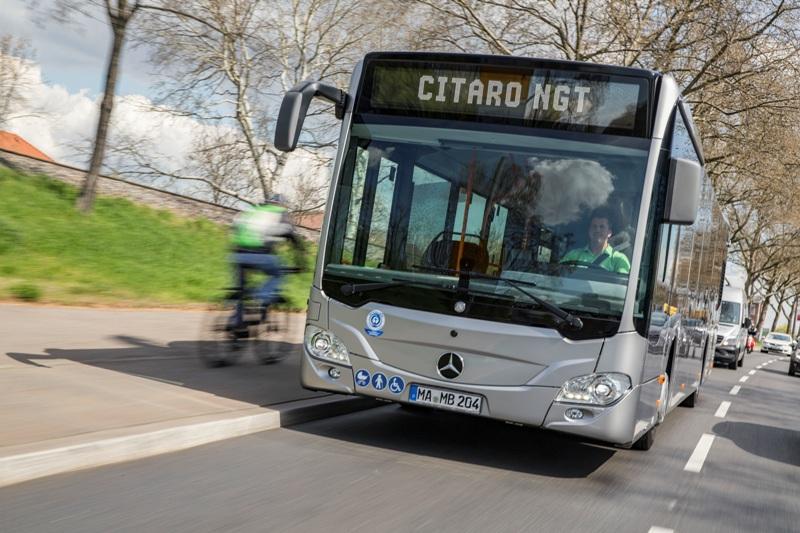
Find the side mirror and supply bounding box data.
[274,81,348,152]
[663,157,701,225]
[743,317,752,329]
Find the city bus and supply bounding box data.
[274,52,728,450]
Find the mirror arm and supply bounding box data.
[293,81,348,119]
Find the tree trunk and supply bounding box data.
[757,295,771,333]
[76,23,127,213]
[770,294,785,331]
[791,297,799,337]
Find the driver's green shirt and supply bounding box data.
[561,244,631,274]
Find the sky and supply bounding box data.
[0,0,184,168]
[0,0,158,98]
[0,0,327,207]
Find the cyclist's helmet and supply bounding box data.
[268,193,288,206]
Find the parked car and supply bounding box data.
[760,332,794,356]
[715,286,750,369]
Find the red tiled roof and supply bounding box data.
[0,131,54,162]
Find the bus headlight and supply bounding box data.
[555,373,631,406]
[304,325,351,366]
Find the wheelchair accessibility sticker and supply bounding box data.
[365,309,385,337]
[355,369,370,387]
[387,376,405,395]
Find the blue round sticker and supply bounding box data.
[371,372,387,391]
[365,309,386,337]
[387,376,405,395]
[355,369,370,388]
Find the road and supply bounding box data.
[2,351,798,533]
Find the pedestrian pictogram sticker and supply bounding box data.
[371,372,387,391]
[355,369,370,387]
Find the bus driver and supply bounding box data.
[560,207,631,274]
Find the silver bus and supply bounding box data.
[275,52,728,450]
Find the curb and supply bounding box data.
[0,395,379,489]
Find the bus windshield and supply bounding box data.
[324,119,649,333]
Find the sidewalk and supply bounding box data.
[0,304,376,487]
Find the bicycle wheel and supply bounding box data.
[251,308,295,364]
[197,301,246,367]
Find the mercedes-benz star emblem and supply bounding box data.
[437,352,464,379]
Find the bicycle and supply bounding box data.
[197,267,301,367]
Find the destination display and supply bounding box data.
[359,60,650,136]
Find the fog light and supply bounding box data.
[565,408,584,420]
[328,367,341,379]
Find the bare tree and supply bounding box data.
[36,0,226,212]
[0,35,35,129]
[119,0,407,210]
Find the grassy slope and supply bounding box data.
[0,168,312,309]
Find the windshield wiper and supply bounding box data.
[340,278,455,296]
[413,265,583,330]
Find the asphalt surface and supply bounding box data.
[2,351,798,533]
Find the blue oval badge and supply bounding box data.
[365,309,385,337]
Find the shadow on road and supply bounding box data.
[713,421,800,467]
[6,336,324,408]
[291,404,616,478]
[761,367,793,377]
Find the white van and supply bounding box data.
[714,286,751,369]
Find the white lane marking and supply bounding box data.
[715,401,731,418]
[649,527,674,533]
[769,359,775,363]
[739,376,749,383]
[748,370,756,375]
[685,433,716,473]
[730,385,741,395]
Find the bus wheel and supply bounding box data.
[632,426,656,451]
[682,389,698,408]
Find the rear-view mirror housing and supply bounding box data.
[664,157,702,225]
[274,81,348,152]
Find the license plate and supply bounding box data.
[408,384,482,414]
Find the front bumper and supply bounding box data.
[714,346,738,361]
[761,345,792,354]
[300,349,645,445]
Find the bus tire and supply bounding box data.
[682,389,698,408]
[632,426,656,451]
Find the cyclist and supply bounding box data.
[229,194,305,331]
